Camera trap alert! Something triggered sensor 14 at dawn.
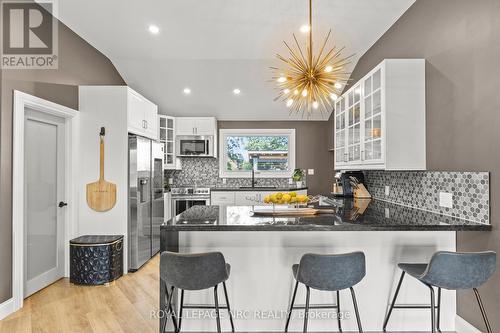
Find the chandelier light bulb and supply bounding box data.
[277,76,287,83]
[294,89,299,95]
[312,101,319,109]
[334,82,342,89]
[324,65,333,73]
[300,25,311,33]
[301,89,308,97]
[330,93,338,101]
[283,89,290,94]
[286,99,294,107]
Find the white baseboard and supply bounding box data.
[0,298,14,320]
[456,315,483,333]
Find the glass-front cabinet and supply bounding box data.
[333,59,426,170]
[334,79,376,168]
[347,84,362,163]
[362,68,383,164]
[334,97,347,165]
[159,115,178,170]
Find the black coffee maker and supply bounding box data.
[334,171,365,197]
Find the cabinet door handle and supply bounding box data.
[145,120,148,129]
[361,150,365,161]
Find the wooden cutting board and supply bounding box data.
[86,134,116,212]
[252,207,335,216]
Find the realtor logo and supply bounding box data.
[1,0,58,69]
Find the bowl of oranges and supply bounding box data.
[263,191,310,207]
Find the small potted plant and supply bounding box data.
[292,168,305,188]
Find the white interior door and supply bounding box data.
[24,108,66,297]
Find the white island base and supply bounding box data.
[169,231,456,332]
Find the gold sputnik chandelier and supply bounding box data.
[271,0,354,116]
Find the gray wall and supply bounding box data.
[219,121,334,195]
[0,6,125,302]
[343,0,500,330]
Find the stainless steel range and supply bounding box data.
[171,187,211,217]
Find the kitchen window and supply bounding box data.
[219,129,296,178]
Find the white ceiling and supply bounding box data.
[58,0,415,121]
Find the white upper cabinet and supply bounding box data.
[334,59,426,170]
[158,115,181,170]
[175,117,217,136]
[127,88,158,140]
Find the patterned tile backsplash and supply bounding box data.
[165,158,301,188]
[363,171,490,224]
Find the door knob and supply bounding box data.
[58,201,68,208]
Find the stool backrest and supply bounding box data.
[422,251,496,290]
[297,252,366,291]
[160,251,228,290]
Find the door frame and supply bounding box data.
[11,90,79,313]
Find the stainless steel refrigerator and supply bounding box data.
[128,135,164,272]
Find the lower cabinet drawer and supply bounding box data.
[211,192,236,205]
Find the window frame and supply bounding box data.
[219,128,296,178]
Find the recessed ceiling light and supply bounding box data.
[300,25,310,33]
[183,87,191,95]
[148,25,160,34]
[334,82,342,89]
[233,88,241,95]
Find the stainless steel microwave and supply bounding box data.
[176,135,214,157]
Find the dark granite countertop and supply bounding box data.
[211,186,308,192]
[160,199,492,231]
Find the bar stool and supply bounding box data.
[284,252,366,333]
[383,251,496,333]
[160,251,235,333]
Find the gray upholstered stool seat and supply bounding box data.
[160,251,235,333]
[384,251,496,333]
[397,263,427,278]
[285,252,366,333]
[292,263,299,278]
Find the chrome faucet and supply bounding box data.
[251,157,257,188]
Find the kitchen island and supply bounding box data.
[159,199,490,332]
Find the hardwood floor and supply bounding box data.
[0,255,160,333]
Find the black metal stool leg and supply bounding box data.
[163,285,178,333]
[336,290,342,332]
[222,282,235,333]
[285,281,299,332]
[428,285,436,333]
[383,271,405,331]
[177,289,184,333]
[474,288,493,333]
[436,287,442,333]
[303,286,311,333]
[214,285,222,333]
[350,287,363,333]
